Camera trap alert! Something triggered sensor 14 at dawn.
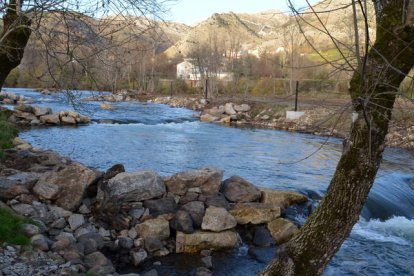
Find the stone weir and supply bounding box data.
[7,104,90,127]
[0,139,310,276]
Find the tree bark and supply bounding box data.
[261,1,414,275]
[0,1,32,89]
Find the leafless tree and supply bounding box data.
[261,0,414,275]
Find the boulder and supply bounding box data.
[164,167,223,196]
[200,114,219,123]
[267,218,299,244]
[60,115,77,125]
[224,103,236,115]
[33,163,98,211]
[229,203,281,224]
[181,201,205,227]
[222,176,261,203]
[136,217,170,240]
[103,171,165,203]
[253,226,276,247]
[206,106,225,117]
[144,196,177,216]
[234,104,251,112]
[14,110,37,121]
[201,206,237,232]
[170,210,194,234]
[261,189,308,208]
[175,230,238,253]
[205,194,230,210]
[76,116,91,124]
[40,113,60,124]
[33,106,52,117]
[0,172,40,200]
[14,104,33,114]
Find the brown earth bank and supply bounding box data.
[0,139,311,276]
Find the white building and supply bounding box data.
[176,59,201,81]
[176,59,233,81]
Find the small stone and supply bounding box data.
[21,223,40,237]
[78,204,91,214]
[84,251,111,268]
[201,256,213,268]
[98,227,111,238]
[196,267,212,276]
[118,237,134,249]
[200,249,211,257]
[30,234,50,251]
[128,228,138,239]
[144,237,164,253]
[130,248,148,266]
[134,238,144,248]
[129,208,145,220]
[68,214,85,230]
[50,217,67,229]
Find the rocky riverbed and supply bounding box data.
[0,138,309,276]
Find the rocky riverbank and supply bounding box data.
[0,139,310,276]
[148,96,414,151]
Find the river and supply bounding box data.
[5,88,414,275]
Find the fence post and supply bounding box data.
[295,80,299,111]
[204,78,208,99]
[170,81,173,97]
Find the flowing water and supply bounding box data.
[5,88,414,275]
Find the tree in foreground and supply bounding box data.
[261,0,414,275]
[0,0,173,91]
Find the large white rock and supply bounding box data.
[201,206,237,232]
[164,167,223,196]
[40,113,60,124]
[224,103,236,115]
[33,163,98,211]
[104,171,165,202]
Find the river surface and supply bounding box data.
[5,88,414,275]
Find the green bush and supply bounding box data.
[0,110,18,157]
[0,208,31,245]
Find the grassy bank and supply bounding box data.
[0,109,18,157]
[0,208,31,245]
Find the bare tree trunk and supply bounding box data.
[261,1,414,275]
[0,1,32,89]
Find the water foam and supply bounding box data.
[353,216,414,245]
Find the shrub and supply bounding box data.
[0,110,18,157]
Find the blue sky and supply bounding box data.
[167,0,319,25]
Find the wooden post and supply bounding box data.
[204,78,208,99]
[170,81,173,97]
[294,80,299,111]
